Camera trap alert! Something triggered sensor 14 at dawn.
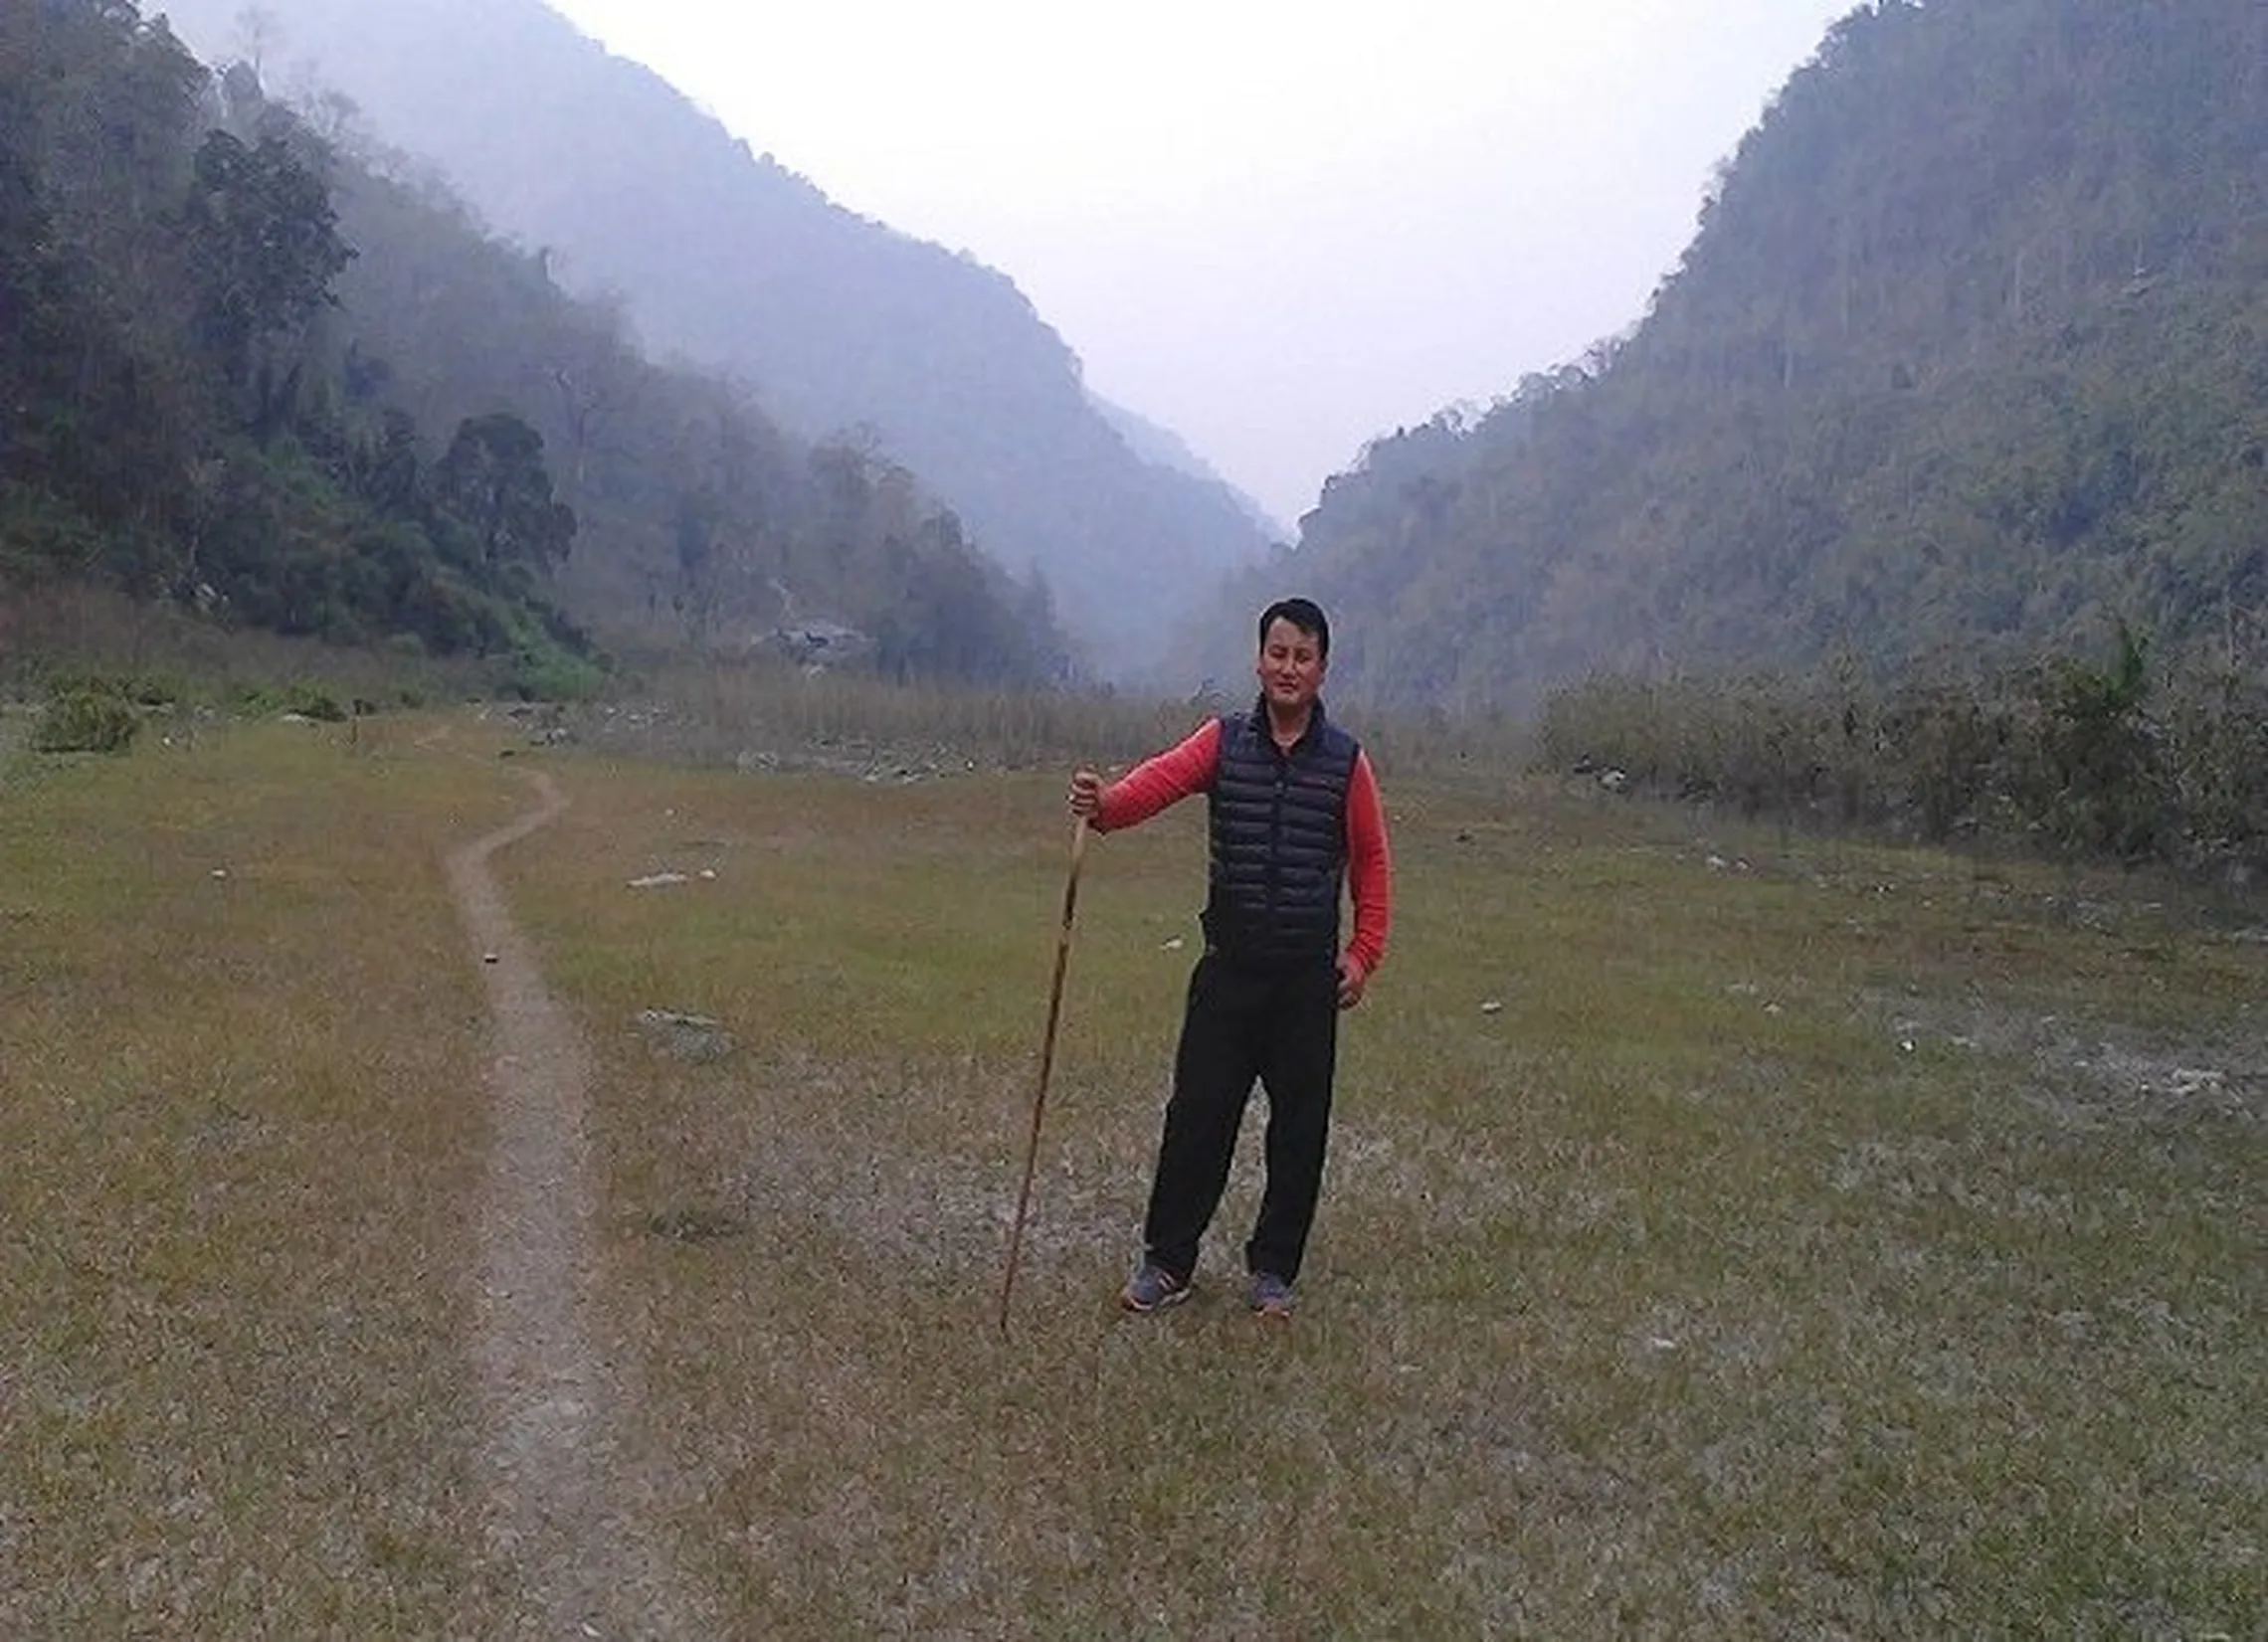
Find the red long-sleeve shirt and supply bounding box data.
[1093,717,1393,981]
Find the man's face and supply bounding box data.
[1255,617,1327,715]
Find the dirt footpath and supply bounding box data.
[446,769,700,1638]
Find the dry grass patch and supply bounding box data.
[0,715,529,1635]
[500,755,2264,1635]
[9,713,2260,1634]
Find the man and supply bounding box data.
[1068,597,1392,1320]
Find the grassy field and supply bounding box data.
[4,709,2263,1636]
[0,713,529,1633]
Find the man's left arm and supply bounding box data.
[1339,750,1393,1008]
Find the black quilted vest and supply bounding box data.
[1202,700,1359,965]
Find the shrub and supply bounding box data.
[33,687,140,754]
[1528,635,2268,875]
[0,486,105,584]
[500,642,608,703]
[237,681,347,722]
[288,685,347,723]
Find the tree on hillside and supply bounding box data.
[179,127,354,399]
[547,295,640,495]
[434,411,575,590]
[669,483,724,644]
[349,405,423,516]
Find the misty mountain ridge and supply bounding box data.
[1088,394,1291,545]
[1228,0,2268,711]
[154,0,1271,681]
[6,2,1076,688]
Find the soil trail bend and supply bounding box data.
[446,770,694,1638]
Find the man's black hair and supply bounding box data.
[1257,597,1330,661]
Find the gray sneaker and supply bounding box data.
[1247,1271,1295,1320]
[1120,1262,1192,1314]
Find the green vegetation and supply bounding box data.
[234,680,345,722]
[0,581,489,719]
[0,5,593,679]
[1235,0,2268,713]
[30,684,140,753]
[1537,632,2268,875]
[151,0,1273,671]
[3,1,1070,694]
[3,703,2260,1633]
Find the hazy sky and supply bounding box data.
[544,1,1855,528]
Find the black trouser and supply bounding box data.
[1142,950,1340,1284]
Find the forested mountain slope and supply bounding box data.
[1,3,592,682]
[1230,0,2268,710]
[155,0,1272,679]
[2,2,1069,688]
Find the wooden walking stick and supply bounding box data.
[999,816,1090,1334]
